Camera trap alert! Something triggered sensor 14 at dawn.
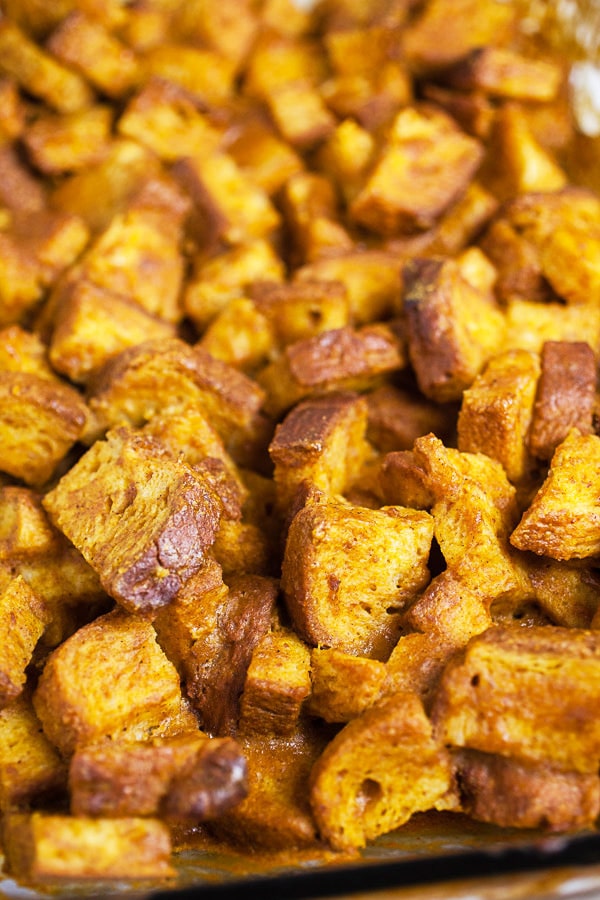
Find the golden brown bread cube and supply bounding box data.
[118,77,222,163]
[33,607,197,756]
[172,151,280,250]
[265,80,336,151]
[0,485,58,559]
[251,279,350,348]
[48,280,175,384]
[171,0,258,68]
[281,489,433,659]
[528,341,596,461]
[307,647,387,723]
[184,239,285,332]
[0,232,44,326]
[23,104,113,176]
[403,254,506,403]
[84,338,266,455]
[47,12,139,99]
[316,118,376,206]
[49,139,161,233]
[209,719,326,851]
[2,813,175,881]
[269,391,372,516]
[481,103,567,201]
[377,449,435,510]
[0,692,67,811]
[278,170,354,266]
[243,31,327,101]
[198,297,274,374]
[0,325,56,382]
[385,632,458,711]
[439,47,563,102]
[401,0,517,73]
[503,297,600,356]
[225,117,304,197]
[511,430,600,561]
[142,43,235,107]
[154,567,278,736]
[295,250,403,325]
[457,349,541,485]
[0,371,88,487]
[454,749,600,831]
[0,77,25,145]
[11,208,90,293]
[42,426,222,613]
[0,19,94,114]
[310,692,452,851]
[0,567,49,706]
[238,627,311,737]
[366,383,456,454]
[349,106,484,236]
[258,323,406,418]
[70,733,247,821]
[524,557,600,629]
[432,624,600,773]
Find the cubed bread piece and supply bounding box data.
[295,250,403,325]
[385,632,458,711]
[2,813,174,881]
[142,43,235,106]
[23,105,113,175]
[378,450,435,510]
[350,106,483,236]
[455,749,600,831]
[310,692,452,851]
[525,557,600,629]
[482,104,567,200]
[47,12,139,99]
[49,139,161,234]
[258,324,405,418]
[504,297,600,355]
[48,280,175,384]
[529,341,596,461]
[172,0,259,68]
[316,118,376,205]
[243,31,327,100]
[43,427,222,613]
[33,607,194,756]
[198,297,274,373]
[209,719,325,850]
[0,693,67,811]
[432,624,600,773]
[401,0,517,73]
[84,338,266,455]
[0,77,25,144]
[282,490,433,659]
[403,569,494,647]
[269,392,371,515]
[0,486,58,559]
[457,349,541,485]
[251,279,350,348]
[439,47,562,102]
[238,627,311,736]
[154,567,278,736]
[75,205,185,324]
[511,430,600,560]
[70,733,247,821]
[226,117,304,197]
[0,19,94,113]
[278,171,354,266]
[265,80,336,150]
[403,255,506,403]
[172,151,280,249]
[184,239,285,331]
[10,208,90,294]
[118,77,222,162]
[0,567,49,706]
[0,232,43,326]
[0,371,88,487]
[366,383,456,454]
[307,647,387,723]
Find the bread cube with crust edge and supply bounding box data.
[42,427,222,614]
[2,813,175,881]
[403,255,506,403]
[454,748,600,832]
[310,692,452,851]
[432,625,600,774]
[33,607,198,757]
[281,489,433,660]
[510,430,600,561]
[0,566,50,706]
